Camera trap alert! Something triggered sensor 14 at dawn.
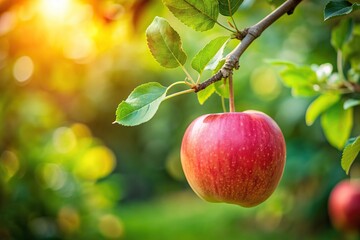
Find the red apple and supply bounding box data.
[328,179,360,232]
[180,111,286,207]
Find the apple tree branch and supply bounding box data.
[192,0,304,93]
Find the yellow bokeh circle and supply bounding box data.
[75,146,116,181]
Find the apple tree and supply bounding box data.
[114,0,360,209]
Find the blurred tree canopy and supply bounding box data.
[0,0,359,239]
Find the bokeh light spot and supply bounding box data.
[98,214,124,239]
[28,218,56,238]
[57,206,80,234]
[0,150,20,181]
[250,67,281,100]
[53,127,77,153]
[39,163,67,190]
[63,32,96,62]
[0,12,15,35]
[71,123,92,139]
[75,146,116,180]
[13,56,34,83]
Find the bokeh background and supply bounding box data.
[0,0,359,239]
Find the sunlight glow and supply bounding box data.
[39,0,71,20]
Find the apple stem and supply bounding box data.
[229,73,235,112]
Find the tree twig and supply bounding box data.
[192,0,303,93]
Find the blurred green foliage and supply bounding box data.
[0,0,359,239]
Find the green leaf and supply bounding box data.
[280,66,318,87]
[291,87,318,97]
[331,18,353,51]
[115,82,167,126]
[350,57,360,73]
[343,25,360,70]
[324,1,360,21]
[348,69,360,83]
[306,94,340,126]
[197,84,215,105]
[191,36,229,74]
[205,43,229,71]
[218,0,243,16]
[341,136,360,174]
[146,17,187,68]
[344,98,360,109]
[321,101,353,150]
[215,79,229,98]
[163,0,219,32]
[211,59,229,98]
[266,59,297,68]
[279,65,318,97]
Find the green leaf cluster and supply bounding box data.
[272,61,335,97]
[274,60,357,151]
[272,6,360,174]
[115,0,248,125]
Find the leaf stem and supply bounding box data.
[230,16,239,32]
[337,50,345,80]
[196,74,201,84]
[164,89,195,101]
[180,64,195,84]
[221,96,227,112]
[167,81,188,89]
[228,73,235,112]
[227,0,239,31]
[216,21,237,33]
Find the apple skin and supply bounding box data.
[328,180,360,232]
[180,111,286,207]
